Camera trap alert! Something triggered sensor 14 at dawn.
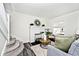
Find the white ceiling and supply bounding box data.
[4,3,79,19]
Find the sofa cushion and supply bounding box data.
[55,35,76,52]
[68,39,79,56]
[47,45,71,56]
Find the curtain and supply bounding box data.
[0,3,8,55]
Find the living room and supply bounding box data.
[0,3,79,56]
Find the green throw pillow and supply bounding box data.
[54,35,76,52]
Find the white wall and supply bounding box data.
[9,9,79,42]
[10,11,46,43]
[77,15,79,34]
[47,11,79,35]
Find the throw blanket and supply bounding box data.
[18,42,36,56]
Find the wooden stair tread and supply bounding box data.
[4,42,24,56]
[7,38,16,46]
[5,40,20,53]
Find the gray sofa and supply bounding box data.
[47,38,79,56]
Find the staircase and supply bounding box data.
[3,38,24,56]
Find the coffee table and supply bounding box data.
[31,44,47,56]
[31,39,55,56]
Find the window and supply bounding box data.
[53,27,61,35]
